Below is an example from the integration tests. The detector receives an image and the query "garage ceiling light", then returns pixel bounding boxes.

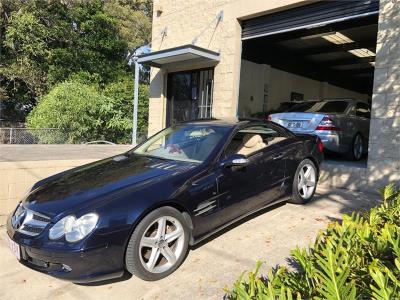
[348,48,376,58]
[321,32,354,44]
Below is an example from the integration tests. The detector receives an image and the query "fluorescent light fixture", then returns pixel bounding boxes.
[348,48,376,58]
[321,32,354,44]
[369,61,375,66]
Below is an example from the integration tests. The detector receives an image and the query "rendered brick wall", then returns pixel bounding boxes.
[148,0,400,190]
[147,0,308,135]
[368,0,400,189]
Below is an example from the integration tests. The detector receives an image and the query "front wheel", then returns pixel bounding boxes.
[125,207,189,281]
[289,159,317,204]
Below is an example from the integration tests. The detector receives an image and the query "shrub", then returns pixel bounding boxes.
[27,77,149,144]
[227,184,400,299]
[27,80,109,143]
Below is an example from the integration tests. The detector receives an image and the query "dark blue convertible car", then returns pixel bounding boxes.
[7,119,323,282]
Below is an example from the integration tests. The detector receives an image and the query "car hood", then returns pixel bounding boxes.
[23,154,196,217]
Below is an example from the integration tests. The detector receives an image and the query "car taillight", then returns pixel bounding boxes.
[317,137,324,153]
[316,116,341,131]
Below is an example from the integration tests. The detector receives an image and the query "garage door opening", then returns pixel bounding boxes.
[238,0,379,165]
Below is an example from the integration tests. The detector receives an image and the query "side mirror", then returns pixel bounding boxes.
[220,154,249,168]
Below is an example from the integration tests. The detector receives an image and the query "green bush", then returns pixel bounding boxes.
[27,80,110,143]
[27,78,149,144]
[227,185,400,299]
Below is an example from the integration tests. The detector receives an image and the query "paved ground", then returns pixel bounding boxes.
[0,145,132,162]
[0,187,380,300]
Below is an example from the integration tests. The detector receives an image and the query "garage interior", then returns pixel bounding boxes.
[238,1,379,163]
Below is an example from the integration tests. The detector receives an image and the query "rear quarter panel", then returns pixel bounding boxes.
[334,113,370,152]
[285,134,323,182]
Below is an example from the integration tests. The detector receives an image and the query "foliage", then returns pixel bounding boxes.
[0,0,152,122]
[27,78,149,144]
[227,184,400,299]
[104,0,152,51]
[103,74,149,143]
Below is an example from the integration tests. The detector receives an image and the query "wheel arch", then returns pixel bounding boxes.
[125,200,194,253]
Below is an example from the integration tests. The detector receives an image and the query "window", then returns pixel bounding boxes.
[225,124,287,157]
[290,92,304,101]
[167,69,214,126]
[355,102,371,119]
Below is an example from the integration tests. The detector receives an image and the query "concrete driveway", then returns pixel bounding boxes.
[0,187,380,300]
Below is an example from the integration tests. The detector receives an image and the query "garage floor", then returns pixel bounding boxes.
[0,187,380,300]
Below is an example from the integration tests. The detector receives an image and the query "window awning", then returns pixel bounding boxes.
[137,44,220,68]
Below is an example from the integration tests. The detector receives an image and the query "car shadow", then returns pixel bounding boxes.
[191,201,287,250]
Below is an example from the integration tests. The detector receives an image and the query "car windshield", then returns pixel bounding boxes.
[277,102,298,111]
[288,100,348,114]
[132,124,230,163]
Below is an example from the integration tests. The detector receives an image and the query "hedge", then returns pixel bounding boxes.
[227,184,400,299]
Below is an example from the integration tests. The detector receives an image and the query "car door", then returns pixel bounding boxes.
[215,124,286,225]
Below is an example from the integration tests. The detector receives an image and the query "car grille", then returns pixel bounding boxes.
[12,204,51,237]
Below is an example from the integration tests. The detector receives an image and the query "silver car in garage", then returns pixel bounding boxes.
[269,99,371,160]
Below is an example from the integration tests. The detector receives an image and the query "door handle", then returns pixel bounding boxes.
[273,154,284,160]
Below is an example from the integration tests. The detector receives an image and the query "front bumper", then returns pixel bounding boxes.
[6,217,125,283]
[15,239,123,283]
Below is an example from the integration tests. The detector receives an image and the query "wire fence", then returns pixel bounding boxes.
[0,128,148,145]
[0,128,66,144]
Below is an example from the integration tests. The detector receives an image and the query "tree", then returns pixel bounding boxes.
[104,0,152,52]
[27,77,149,144]
[0,0,152,123]
[103,74,149,143]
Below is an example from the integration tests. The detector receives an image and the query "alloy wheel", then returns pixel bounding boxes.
[297,163,316,199]
[353,135,363,160]
[139,216,185,274]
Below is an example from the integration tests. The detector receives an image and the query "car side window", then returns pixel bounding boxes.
[225,124,288,157]
[356,102,371,119]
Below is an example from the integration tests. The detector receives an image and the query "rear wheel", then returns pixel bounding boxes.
[348,133,364,161]
[125,207,189,281]
[289,159,317,204]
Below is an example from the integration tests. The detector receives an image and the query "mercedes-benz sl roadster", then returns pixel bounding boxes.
[7,119,323,282]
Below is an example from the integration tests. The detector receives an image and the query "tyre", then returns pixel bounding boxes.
[125,206,189,281]
[347,133,364,161]
[289,159,317,204]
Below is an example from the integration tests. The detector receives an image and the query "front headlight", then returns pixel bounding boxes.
[49,213,99,242]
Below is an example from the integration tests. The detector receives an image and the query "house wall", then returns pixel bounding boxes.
[149,0,400,190]
[368,0,400,188]
[148,0,310,135]
[238,59,369,116]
